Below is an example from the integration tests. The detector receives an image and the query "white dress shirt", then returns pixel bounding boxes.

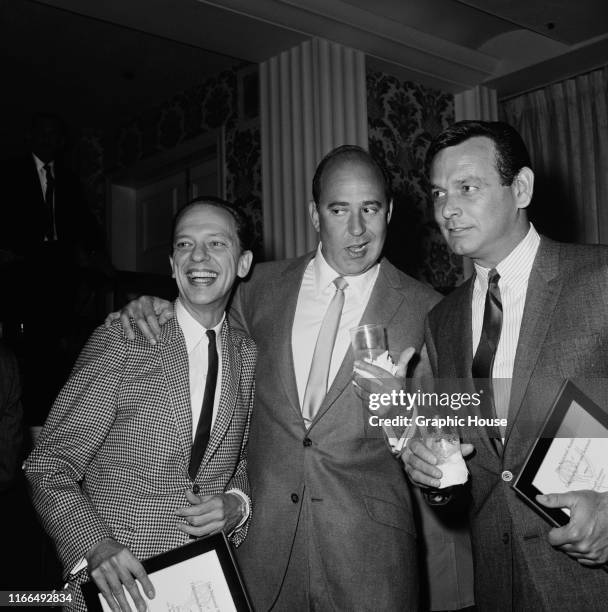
[175,299,249,526]
[472,224,541,424]
[175,299,224,438]
[292,245,379,407]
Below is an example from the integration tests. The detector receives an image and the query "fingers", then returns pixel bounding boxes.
[401,440,443,488]
[176,494,217,517]
[184,488,203,505]
[143,313,161,342]
[158,310,173,326]
[395,347,416,377]
[91,557,148,612]
[175,491,243,537]
[175,493,234,536]
[122,557,154,608]
[104,311,121,329]
[119,312,136,341]
[536,493,569,509]
[460,443,475,457]
[91,572,121,612]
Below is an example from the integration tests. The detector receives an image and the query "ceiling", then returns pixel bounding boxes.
[2,0,607,154]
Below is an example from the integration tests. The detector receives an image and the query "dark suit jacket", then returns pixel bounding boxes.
[0,154,101,254]
[231,253,465,611]
[0,154,103,323]
[25,316,256,609]
[426,237,608,611]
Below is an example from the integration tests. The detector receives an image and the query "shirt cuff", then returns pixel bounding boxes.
[70,557,88,576]
[225,489,250,532]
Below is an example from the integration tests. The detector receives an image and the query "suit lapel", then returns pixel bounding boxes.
[278,255,314,418]
[445,278,474,379]
[159,316,193,467]
[199,321,241,472]
[310,260,405,426]
[505,238,562,443]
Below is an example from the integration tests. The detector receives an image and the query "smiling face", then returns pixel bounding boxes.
[430,136,533,268]
[309,157,392,276]
[170,203,252,328]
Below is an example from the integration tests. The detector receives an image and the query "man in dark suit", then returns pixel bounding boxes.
[403,121,608,611]
[111,146,474,611]
[26,198,256,612]
[0,113,107,425]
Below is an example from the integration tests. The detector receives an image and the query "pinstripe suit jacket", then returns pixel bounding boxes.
[426,237,608,611]
[25,315,256,603]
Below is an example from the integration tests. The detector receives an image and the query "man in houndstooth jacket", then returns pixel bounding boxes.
[25,198,257,612]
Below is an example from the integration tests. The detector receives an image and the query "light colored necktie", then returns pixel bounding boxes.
[302,277,348,427]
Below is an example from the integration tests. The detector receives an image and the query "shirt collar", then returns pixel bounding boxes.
[33,154,52,172]
[474,224,540,289]
[312,243,380,300]
[175,298,225,355]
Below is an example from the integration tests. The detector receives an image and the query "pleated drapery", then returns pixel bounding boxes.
[260,39,368,260]
[502,66,608,245]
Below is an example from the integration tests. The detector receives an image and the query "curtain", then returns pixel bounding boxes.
[260,39,368,261]
[501,66,608,245]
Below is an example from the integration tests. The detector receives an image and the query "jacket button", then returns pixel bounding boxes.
[501,470,513,482]
[502,532,510,544]
[303,437,312,447]
[192,484,200,494]
[291,493,299,503]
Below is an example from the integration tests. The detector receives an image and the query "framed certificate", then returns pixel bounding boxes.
[82,533,252,611]
[512,380,608,527]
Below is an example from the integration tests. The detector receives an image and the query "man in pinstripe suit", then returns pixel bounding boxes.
[25,197,256,612]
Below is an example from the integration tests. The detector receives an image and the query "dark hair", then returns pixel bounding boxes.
[170,196,253,252]
[426,121,532,186]
[311,144,392,204]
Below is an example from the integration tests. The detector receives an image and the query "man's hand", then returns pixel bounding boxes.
[401,438,475,489]
[352,347,415,416]
[537,490,608,565]
[86,538,154,612]
[104,296,173,344]
[175,490,245,537]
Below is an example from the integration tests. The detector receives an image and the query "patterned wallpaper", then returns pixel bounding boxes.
[76,66,263,257]
[367,70,463,291]
[77,63,460,289]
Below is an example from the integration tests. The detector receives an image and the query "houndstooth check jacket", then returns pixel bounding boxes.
[25,314,256,599]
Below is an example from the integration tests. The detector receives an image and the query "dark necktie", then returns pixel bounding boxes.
[472,269,502,422]
[188,329,219,480]
[43,163,56,241]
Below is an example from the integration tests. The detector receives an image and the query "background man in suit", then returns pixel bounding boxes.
[403,121,608,611]
[0,113,111,426]
[25,198,256,612]
[112,146,474,611]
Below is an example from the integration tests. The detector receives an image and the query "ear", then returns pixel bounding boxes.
[512,167,534,209]
[387,199,393,224]
[169,255,175,278]
[309,200,320,232]
[237,250,253,278]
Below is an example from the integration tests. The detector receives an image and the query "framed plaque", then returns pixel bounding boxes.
[82,533,252,611]
[513,380,608,526]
